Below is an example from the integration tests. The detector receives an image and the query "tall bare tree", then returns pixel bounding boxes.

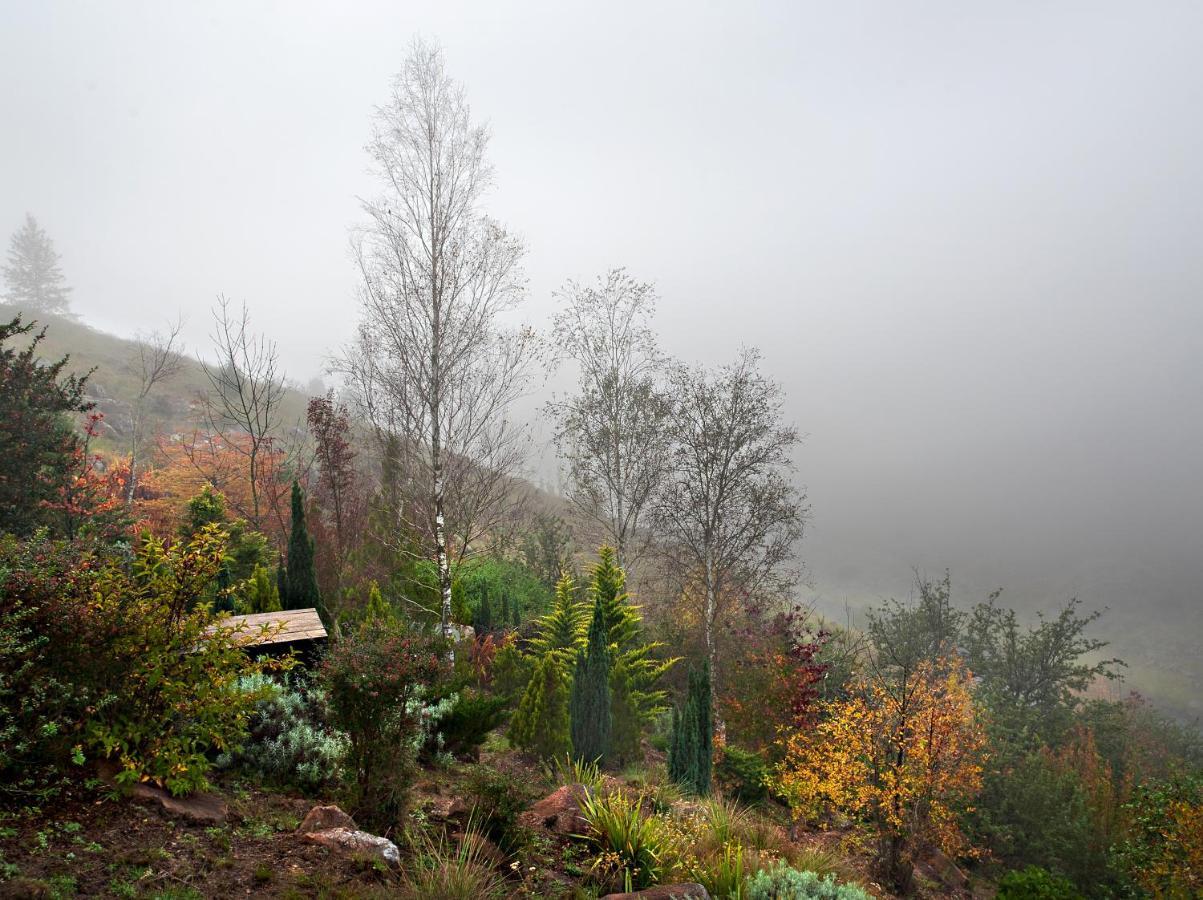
[124,317,184,505]
[199,296,286,530]
[548,268,671,579]
[344,40,531,643]
[655,347,807,697]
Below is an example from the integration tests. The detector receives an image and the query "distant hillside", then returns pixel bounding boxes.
[0,302,312,454]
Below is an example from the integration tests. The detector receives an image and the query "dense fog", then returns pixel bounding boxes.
[3,1,1200,712]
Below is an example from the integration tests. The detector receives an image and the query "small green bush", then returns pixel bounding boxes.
[578,789,669,890]
[464,766,538,853]
[716,746,769,805]
[402,820,508,899]
[430,691,508,759]
[544,753,604,792]
[217,676,347,793]
[321,620,446,829]
[745,863,872,900]
[996,866,1084,899]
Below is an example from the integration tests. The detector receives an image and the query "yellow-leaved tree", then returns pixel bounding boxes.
[774,655,986,891]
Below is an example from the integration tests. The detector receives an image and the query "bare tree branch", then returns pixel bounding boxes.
[125,315,184,504]
[337,39,532,644]
[547,268,671,581]
[198,296,286,531]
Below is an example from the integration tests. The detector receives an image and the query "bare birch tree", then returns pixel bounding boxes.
[124,316,184,504]
[655,347,807,699]
[548,268,671,579]
[343,40,531,643]
[199,296,286,530]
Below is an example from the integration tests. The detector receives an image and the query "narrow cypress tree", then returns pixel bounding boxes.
[284,480,321,611]
[275,558,287,607]
[668,663,713,795]
[691,662,713,794]
[473,590,493,635]
[667,705,685,783]
[570,597,612,764]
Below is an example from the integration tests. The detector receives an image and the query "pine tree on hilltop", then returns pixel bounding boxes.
[283,480,321,612]
[2,215,72,315]
[571,597,613,764]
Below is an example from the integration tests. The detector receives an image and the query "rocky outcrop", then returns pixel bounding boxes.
[296,804,356,834]
[295,804,400,866]
[300,827,400,865]
[518,783,590,834]
[128,781,228,825]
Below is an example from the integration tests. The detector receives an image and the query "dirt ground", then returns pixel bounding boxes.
[0,775,396,899]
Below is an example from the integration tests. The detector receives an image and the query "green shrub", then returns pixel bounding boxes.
[430,691,508,759]
[216,676,347,793]
[321,620,446,829]
[456,555,552,631]
[463,766,538,853]
[996,866,1084,899]
[402,820,508,900]
[0,534,91,795]
[510,653,572,760]
[578,789,669,890]
[491,636,535,700]
[85,528,282,795]
[745,863,872,900]
[717,746,769,805]
[1113,773,1203,899]
[609,658,643,767]
[1,529,281,798]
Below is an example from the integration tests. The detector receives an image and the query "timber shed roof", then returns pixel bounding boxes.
[219,608,327,647]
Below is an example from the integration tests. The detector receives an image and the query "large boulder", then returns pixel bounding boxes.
[300,827,400,866]
[128,782,228,825]
[296,804,356,834]
[295,804,399,865]
[518,783,590,835]
[601,885,711,900]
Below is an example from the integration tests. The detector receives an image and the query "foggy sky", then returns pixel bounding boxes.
[2,1,1201,649]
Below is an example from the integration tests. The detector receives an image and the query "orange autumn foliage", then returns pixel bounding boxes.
[774,655,986,862]
[134,432,291,543]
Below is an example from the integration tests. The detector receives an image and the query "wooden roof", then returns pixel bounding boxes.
[217,608,327,647]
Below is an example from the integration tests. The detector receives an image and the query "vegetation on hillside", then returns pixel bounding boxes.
[1,38,1199,900]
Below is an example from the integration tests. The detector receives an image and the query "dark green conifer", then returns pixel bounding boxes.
[571,597,613,764]
[283,480,321,611]
[668,662,712,794]
[692,661,713,794]
[276,558,287,606]
[473,590,494,635]
[510,653,572,759]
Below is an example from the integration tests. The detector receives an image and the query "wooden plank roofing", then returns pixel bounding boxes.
[218,608,327,647]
